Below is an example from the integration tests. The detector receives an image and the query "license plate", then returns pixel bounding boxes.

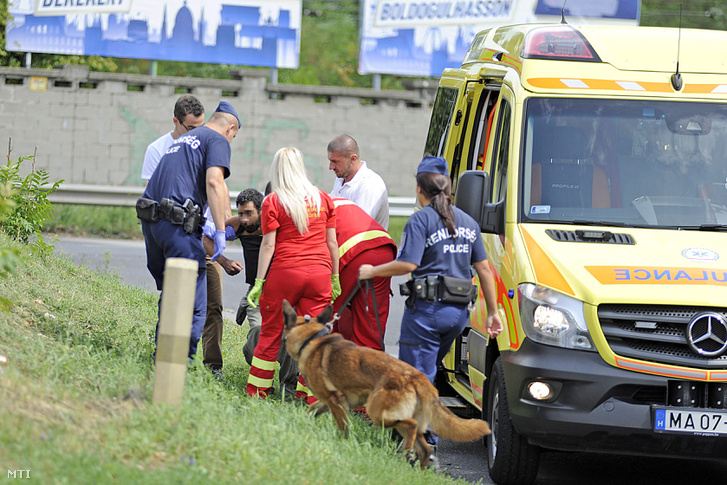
[654,407,727,436]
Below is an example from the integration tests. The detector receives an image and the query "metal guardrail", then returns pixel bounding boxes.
[46,184,416,217]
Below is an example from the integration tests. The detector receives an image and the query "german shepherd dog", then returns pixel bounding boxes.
[282,300,491,467]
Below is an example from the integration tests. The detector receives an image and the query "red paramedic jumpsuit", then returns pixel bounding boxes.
[246,191,336,400]
[331,198,396,350]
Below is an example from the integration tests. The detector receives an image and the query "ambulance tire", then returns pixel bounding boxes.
[485,358,540,485]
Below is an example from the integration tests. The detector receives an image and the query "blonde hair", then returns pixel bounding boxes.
[270,147,321,234]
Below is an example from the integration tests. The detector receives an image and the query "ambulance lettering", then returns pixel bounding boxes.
[588,266,727,285]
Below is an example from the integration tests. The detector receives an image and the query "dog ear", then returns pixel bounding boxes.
[316,304,334,325]
[282,300,298,329]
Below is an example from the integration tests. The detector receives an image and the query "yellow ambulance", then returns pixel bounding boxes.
[428,22,727,484]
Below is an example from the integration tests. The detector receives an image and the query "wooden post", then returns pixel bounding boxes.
[152,258,198,405]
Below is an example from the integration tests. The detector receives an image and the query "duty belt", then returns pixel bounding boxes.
[135,197,205,234]
[400,275,477,311]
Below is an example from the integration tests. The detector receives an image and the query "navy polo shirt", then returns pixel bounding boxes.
[143,126,231,207]
[397,205,487,280]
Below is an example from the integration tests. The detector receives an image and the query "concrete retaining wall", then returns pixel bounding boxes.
[0,65,435,197]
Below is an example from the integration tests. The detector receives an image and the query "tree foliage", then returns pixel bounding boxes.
[640,0,727,29]
[3,1,727,84]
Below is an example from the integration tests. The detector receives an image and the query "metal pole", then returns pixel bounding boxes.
[270,67,278,84]
[152,257,197,406]
[149,60,158,76]
[25,53,31,69]
[373,73,381,90]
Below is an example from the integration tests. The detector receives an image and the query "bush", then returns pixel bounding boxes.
[0,182,20,310]
[0,154,63,253]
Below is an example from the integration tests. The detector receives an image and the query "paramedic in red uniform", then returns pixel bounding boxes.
[246,147,340,400]
[331,197,396,351]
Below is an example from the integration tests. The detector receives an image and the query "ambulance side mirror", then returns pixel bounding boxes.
[454,170,505,235]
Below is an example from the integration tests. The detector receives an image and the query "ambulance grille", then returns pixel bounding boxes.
[546,229,635,244]
[598,304,727,369]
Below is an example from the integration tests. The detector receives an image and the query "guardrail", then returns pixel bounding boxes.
[46,184,416,217]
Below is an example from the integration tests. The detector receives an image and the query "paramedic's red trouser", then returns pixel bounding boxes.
[246,264,331,399]
[333,246,394,351]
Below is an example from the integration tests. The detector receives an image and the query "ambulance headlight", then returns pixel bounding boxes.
[518,283,595,351]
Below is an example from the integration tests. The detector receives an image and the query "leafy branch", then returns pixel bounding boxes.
[1,140,63,253]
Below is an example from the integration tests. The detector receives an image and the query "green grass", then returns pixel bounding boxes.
[43,205,409,245]
[45,205,143,239]
[0,234,459,484]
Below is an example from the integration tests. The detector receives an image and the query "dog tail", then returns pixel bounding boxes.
[428,398,491,442]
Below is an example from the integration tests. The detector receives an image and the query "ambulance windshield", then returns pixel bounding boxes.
[522,98,727,229]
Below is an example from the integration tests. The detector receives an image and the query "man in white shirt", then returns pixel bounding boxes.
[141,95,206,183]
[328,134,389,230]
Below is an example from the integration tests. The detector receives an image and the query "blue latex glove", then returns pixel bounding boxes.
[202,221,216,239]
[247,278,265,309]
[225,225,237,240]
[331,274,341,303]
[211,230,226,262]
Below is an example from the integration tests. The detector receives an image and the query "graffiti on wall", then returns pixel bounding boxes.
[123,109,324,190]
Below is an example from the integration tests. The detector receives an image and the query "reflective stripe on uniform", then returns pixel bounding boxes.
[248,373,274,390]
[339,230,391,259]
[251,356,277,371]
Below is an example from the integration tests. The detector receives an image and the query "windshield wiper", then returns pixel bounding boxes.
[572,220,628,228]
[697,223,727,232]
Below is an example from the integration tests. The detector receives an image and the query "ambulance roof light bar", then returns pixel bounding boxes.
[522,26,601,62]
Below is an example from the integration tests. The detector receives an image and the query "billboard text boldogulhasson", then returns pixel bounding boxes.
[358,0,640,77]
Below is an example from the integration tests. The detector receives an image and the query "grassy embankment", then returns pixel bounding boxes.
[0,207,442,482]
[0,232,460,483]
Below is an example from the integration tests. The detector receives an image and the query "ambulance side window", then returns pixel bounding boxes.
[491,99,512,203]
[424,87,459,158]
[470,88,500,171]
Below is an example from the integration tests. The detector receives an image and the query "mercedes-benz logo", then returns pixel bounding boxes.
[686,313,727,357]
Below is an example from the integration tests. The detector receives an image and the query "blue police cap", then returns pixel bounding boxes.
[215,101,240,128]
[417,156,448,175]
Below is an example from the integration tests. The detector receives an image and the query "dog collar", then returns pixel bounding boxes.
[297,327,330,356]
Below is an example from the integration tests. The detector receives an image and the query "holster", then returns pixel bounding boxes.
[400,279,417,312]
[181,198,204,234]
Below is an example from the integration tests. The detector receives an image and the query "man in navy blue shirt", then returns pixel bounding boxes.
[140,101,240,361]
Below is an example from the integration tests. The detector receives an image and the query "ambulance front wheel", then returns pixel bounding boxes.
[485,358,540,485]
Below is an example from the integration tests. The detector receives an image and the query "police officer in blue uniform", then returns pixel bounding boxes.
[137,101,241,361]
[358,156,503,460]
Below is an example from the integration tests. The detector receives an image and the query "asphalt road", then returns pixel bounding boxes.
[51,235,727,484]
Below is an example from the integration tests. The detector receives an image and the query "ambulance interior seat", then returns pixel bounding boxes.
[530,125,611,209]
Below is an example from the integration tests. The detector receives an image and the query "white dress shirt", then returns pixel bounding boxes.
[331,161,389,229]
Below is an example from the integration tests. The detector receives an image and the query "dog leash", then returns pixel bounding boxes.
[327,279,385,352]
[327,282,361,331]
[363,279,385,352]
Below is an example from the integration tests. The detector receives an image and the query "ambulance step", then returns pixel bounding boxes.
[440,396,468,408]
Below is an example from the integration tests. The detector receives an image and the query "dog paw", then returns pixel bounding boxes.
[404,449,418,466]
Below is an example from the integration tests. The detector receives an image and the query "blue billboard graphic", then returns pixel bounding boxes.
[359,0,640,77]
[6,0,301,68]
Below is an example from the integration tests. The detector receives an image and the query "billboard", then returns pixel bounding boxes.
[359,0,641,77]
[6,0,302,68]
